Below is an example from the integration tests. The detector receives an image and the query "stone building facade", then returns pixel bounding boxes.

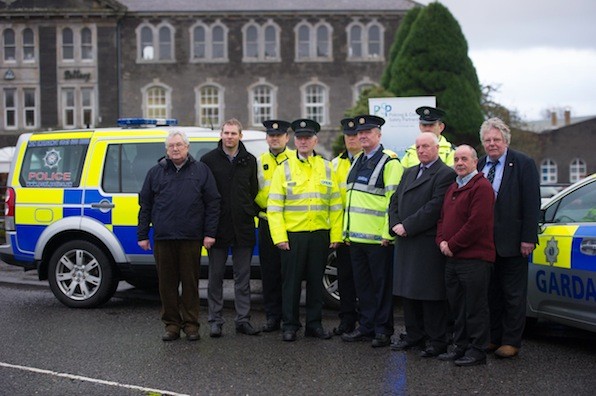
[0,0,417,152]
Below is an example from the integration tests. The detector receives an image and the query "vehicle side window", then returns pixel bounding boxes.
[19,140,88,188]
[102,141,218,194]
[551,181,596,223]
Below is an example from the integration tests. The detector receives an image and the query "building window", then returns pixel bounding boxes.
[541,159,558,184]
[302,81,328,125]
[140,26,154,60]
[3,88,16,129]
[22,28,35,61]
[62,28,74,61]
[158,26,172,60]
[242,20,280,62]
[3,87,38,129]
[61,87,95,128]
[58,26,94,63]
[249,80,277,126]
[137,23,175,62]
[23,88,36,127]
[81,27,93,60]
[81,87,94,127]
[62,88,75,127]
[142,82,171,118]
[191,21,228,62]
[347,20,385,61]
[3,28,16,62]
[569,158,587,183]
[295,21,332,61]
[196,83,223,128]
[353,79,376,104]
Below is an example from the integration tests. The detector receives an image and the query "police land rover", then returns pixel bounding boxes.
[0,118,342,308]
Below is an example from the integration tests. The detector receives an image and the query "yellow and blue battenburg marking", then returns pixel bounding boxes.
[532,224,596,302]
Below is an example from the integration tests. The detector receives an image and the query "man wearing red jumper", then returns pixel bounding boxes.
[436,145,495,366]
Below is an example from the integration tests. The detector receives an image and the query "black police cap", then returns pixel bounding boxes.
[340,118,357,135]
[263,119,291,135]
[354,114,385,131]
[291,118,320,136]
[416,106,446,125]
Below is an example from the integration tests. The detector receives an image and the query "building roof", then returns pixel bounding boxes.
[117,0,420,13]
[525,115,596,133]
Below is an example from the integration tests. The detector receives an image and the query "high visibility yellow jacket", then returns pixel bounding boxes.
[267,153,343,245]
[331,150,361,207]
[255,147,295,219]
[344,147,403,244]
[401,134,455,168]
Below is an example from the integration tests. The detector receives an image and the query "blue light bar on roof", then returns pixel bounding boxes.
[117,118,178,127]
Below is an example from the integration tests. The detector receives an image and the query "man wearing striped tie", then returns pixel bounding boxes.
[477,117,541,359]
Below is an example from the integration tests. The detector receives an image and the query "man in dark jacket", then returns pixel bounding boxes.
[138,130,220,342]
[477,117,540,359]
[201,118,260,337]
[388,132,455,357]
[436,145,495,366]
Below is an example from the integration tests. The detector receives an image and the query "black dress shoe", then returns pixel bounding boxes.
[333,322,355,336]
[161,331,180,342]
[282,330,297,342]
[236,322,261,335]
[390,338,424,351]
[454,355,487,367]
[341,329,373,342]
[438,349,466,361]
[305,327,332,339]
[420,345,447,358]
[186,332,200,342]
[210,323,222,338]
[371,334,391,348]
[262,318,281,333]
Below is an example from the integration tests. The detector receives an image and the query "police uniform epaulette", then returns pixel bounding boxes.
[382,149,398,159]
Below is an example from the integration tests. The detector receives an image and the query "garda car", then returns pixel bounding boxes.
[527,173,596,332]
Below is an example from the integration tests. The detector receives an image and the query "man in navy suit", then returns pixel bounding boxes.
[477,117,540,359]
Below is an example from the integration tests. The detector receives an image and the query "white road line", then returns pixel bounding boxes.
[0,361,190,396]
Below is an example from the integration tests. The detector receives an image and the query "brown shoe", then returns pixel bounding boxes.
[494,345,519,358]
[487,343,499,352]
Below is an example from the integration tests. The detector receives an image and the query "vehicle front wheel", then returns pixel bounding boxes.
[48,240,118,308]
[322,249,341,309]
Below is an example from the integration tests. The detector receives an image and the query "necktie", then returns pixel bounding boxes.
[486,161,498,184]
[416,165,426,179]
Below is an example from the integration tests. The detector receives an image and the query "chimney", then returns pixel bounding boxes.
[564,108,571,125]
[550,110,557,126]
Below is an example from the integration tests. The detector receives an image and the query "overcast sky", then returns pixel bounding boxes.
[418,0,596,121]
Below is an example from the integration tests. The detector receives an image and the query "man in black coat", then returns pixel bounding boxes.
[138,130,220,342]
[388,132,456,357]
[201,118,260,337]
[477,117,540,359]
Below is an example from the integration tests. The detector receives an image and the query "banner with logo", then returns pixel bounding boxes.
[369,96,436,158]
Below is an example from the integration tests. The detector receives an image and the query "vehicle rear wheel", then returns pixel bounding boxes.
[48,240,118,308]
[322,249,341,309]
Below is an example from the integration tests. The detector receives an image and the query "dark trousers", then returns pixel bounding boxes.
[489,254,528,348]
[445,258,491,357]
[350,243,394,335]
[258,218,282,321]
[153,239,201,333]
[402,298,448,350]
[281,230,329,332]
[336,244,358,327]
[207,246,253,325]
